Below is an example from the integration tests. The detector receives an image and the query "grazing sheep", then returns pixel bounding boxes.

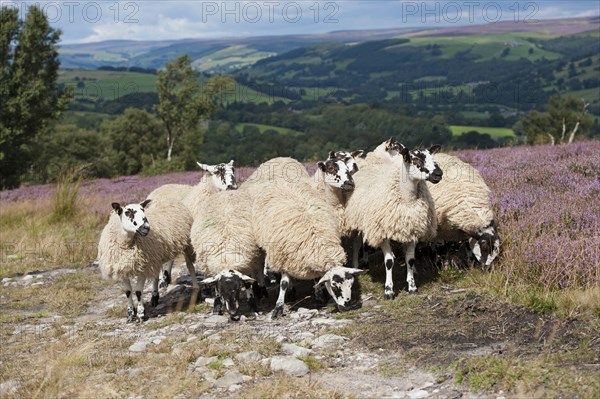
[97,199,195,322]
[190,189,264,320]
[252,156,365,318]
[345,140,443,298]
[147,160,237,289]
[426,153,500,266]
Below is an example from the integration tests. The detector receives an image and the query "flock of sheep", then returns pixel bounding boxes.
[97,138,500,322]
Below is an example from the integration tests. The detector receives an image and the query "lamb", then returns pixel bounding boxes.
[146,160,237,289]
[251,155,365,318]
[190,189,265,320]
[97,199,195,322]
[425,153,500,266]
[345,140,443,298]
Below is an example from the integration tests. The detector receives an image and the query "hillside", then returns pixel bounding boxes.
[59,28,420,72]
[238,28,600,114]
[58,16,599,72]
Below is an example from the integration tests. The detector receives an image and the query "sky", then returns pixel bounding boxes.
[1,0,599,44]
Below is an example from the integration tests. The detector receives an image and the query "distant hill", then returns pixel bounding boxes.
[59,16,599,72]
[59,28,421,71]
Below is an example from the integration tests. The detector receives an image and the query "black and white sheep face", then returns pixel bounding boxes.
[201,270,255,321]
[331,150,364,175]
[469,224,500,267]
[315,266,366,311]
[404,145,443,184]
[317,159,355,191]
[111,200,151,236]
[197,160,238,191]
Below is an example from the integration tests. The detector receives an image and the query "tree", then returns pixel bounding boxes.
[0,6,72,188]
[520,96,592,145]
[103,108,165,176]
[154,55,233,161]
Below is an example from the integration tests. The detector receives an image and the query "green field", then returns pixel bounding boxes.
[450,125,515,137]
[58,69,289,105]
[399,33,562,62]
[59,70,157,101]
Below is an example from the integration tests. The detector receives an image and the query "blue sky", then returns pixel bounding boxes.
[2,1,599,43]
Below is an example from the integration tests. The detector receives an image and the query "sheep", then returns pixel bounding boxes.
[241,157,309,187]
[146,160,237,289]
[425,152,500,266]
[190,189,265,320]
[345,140,443,298]
[251,155,365,318]
[97,199,195,322]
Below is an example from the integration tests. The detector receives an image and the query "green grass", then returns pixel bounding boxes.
[58,69,157,101]
[401,33,562,62]
[450,125,515,137]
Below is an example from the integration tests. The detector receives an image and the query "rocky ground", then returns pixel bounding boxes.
[1,263,598,399]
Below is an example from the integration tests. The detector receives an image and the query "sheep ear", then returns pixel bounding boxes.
[384,137,395,150]
[401,147,411,163]
[314,274,330,288]
[351,150,364,158]
[111,203,122,215]
[317,161,327,172]
[197,162,216,174]
[428,144,441,154]
[200,276,219,285]
[228,160,234,167]
[341,267,367,276]
[328,151,336,160]
[140,199,151,209]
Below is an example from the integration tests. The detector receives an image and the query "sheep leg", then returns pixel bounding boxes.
[151,278,159,307]
[184,247,200,305]
[381,240,396,300]
[159,260,174,288]
[253,271,268,300]
[246,286,258,313]
[122,278,136,323]
[134,276,147,322]
[405,242,418,294]
[352,231,361,269]
[272,272,290,319]
[213,292,223,315]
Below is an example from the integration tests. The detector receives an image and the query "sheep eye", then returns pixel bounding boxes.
[133,222,137,226]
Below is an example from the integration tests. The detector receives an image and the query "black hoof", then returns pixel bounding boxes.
[151,293,159,307]
[384,292,395,300]
[408,289,419,295]
[271,306,284,319]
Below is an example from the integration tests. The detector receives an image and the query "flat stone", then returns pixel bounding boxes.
[222,358,234,367]
[186,335,198,343]
[203,315,228,328]
[0,380,20,395]
[152,335,166,345]
[270,356,309,377]
[215,371,248,388]
[1,278,12,283]
[22,275,34,280]
[207,333,221,341]
[128,341,148,352]
[228,384,242,392]
[194,356,218,368]
[167,285,184,295]
[408,389,430,399]
[311,334,347,349]
[282,343,312,357]
[235,351,262,364]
